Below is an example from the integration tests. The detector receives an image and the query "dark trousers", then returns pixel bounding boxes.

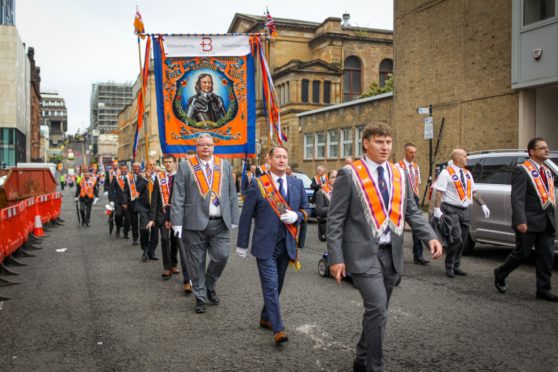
[79,198,93,224]
[256,239,290,333]
[114,204,130,236]
[157,222,178,270]
[352,247,399,372]
[129,208,140,242]
[148,225,158,257]
[411,195,424,259]
[176,235,190,283]
[496,226,555,294]
[442,203,470,270]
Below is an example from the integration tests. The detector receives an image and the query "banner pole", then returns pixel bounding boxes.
[137,37,150,163]
[265,34,272,154]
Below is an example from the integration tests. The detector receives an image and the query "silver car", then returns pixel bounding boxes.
[462,150,558,254]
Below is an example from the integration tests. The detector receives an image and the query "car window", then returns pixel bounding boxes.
[478,156,515,185]
[466,158,483,180]
[292,173,312,188]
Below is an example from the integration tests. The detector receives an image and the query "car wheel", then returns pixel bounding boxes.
[462,232,476,255]
[318,259,330,277]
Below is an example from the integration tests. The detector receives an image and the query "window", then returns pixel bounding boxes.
[316,132,326,159]
[465,157,483,181]
[304,133,314,160]
[285,82,290,104]
[478,156,515,185]
[341,128,353,157]
[343,56,362,102]
[327,129,339,158]
[323,81,331,104]
[524,0,555,25]
[312,80,320,103]
[301,79,309,103]
[356,126,364,157]
[379,59,393,88]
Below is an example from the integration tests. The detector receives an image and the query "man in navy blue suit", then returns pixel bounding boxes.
[236,146,310,345]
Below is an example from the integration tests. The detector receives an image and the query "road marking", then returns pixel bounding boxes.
[294,324,352,352]
[56,248,68,253]
[0,302,3,310]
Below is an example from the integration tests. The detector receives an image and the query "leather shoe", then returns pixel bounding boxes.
[536,291,558,302]
[183,282,192,294]
[259,319,273,331]
[123,235,129,240]
[353,360,367,372]
[141,253,148,262]
[195,299,206,313]
[148,256,159,261]
[273,330,288,345]
[132,240,139,246]
[446,269,455,278]
[170,267,180,274]
[494,268,507,293]
[115,231,121,238]
[414,257,430,265]
[207,290,220,305]
[162,270,172,280]
[454,268,467,276]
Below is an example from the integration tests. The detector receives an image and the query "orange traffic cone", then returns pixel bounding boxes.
[33,215,45,237]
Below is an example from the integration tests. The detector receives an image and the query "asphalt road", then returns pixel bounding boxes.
[1,188,557,371]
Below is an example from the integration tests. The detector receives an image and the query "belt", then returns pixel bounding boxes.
[378,244,392,250]
[208,216,223,220]
[442,202,468,211]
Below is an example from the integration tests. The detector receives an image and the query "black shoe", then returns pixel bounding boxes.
[123,235,129,240]
[195,299,206,313]
[454,268,467,276]
[85,223,90,227]
[148,256,159,261]
[414,257,430,265]
[141,253,148,262]
[536,291,558,302]
[207,290,220,305]
[116,231,121,238]
[446,269,455,278]
[353,360,367,372]
[494,268,507,293]
[132,240,139,246]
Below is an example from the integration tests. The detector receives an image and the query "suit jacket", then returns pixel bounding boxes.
[108,176,129,206]
[170,157,239,230]
[149,174,175,225]
[327,166,436,274]
[511,165,556,233]
[310,176,323,203]
[237,175,310,260]
[315,189,330,218]
[241,174,256,195]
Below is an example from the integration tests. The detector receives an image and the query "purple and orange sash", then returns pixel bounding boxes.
[126,173,140,201]
[447,167,472,202]
[117,176,126,191]
[314,175,328,187]
[188,156,222,200]
[520,160,555,209]
[398,160,420,195]
[80,177,97,198]
[157,172,172,208]
[348,159,405,237]
[321,183,333,201]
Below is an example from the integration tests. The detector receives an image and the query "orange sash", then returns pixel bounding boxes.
[321,183,333,200]
[398,160,420,195]
[348,159,405,237]
[79,176,97,198]
[314,175,328,186]
[117,175,125,191]
[520,160,556,209]
[447,167,472,202]
[126,173,140,201]
[188,156,222,200]
[157,172,172,208]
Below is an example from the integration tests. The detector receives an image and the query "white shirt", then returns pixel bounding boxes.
[199,156,222,217]
[403,159,421,185]
[270,171,288,197]
[364,156,391,244]
[435,164,477,208]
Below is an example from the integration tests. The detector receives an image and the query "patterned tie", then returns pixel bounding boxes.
[205,162,212,183]
[540,166,548,189]
[377,166,389,207]
[459,169,467,193]
[278,178,286,199]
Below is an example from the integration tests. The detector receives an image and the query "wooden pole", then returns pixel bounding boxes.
[137,37,149,163]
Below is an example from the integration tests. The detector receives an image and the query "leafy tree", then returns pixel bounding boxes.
[359,74,393,98]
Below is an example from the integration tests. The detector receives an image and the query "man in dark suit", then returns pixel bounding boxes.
[236,145,310,345]
[494,137,557,302]
[108,164,130,238]
[127,162,152,261]
[241,165,257,196]
[310,165,327,203]
[74,170,99,227]
[327,122,443,372]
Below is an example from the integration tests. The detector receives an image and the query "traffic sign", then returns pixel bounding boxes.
[424,116,433,139]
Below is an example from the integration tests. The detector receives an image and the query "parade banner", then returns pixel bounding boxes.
[152,34,256,157]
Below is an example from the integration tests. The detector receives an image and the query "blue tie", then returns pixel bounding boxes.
[459,169,467,193]
[377,166,389,207]
[278,178,286,199]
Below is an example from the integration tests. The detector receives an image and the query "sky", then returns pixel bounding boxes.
[16,0,393,134]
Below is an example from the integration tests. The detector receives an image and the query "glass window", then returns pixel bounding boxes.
[327,129,339,159]
[316,132,326,159]
[356,126,364,157]
[524,0,555,25]
[312,80,320,103]
[301,79,309,103]
[379,59,393,88]
[478,156,515,185]
[286,82,290,104]
[465,157,483,181]
[341,128,353,157]
[304,133,314,160]
[323,81,331,104]
[343,56,362,102]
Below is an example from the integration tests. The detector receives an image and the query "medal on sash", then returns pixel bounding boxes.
[446,167,472,202]
[157,172,172,208]
[188,156,222,204]
[520,160,555,209]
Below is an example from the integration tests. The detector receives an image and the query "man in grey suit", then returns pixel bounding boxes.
[327,122,443,372]
[171,133,239,314]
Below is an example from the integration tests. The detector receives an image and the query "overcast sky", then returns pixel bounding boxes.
[16,0,393,133]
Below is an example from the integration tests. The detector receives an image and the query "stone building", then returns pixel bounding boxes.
[40,91,67,159]
[28,47,42,162]
[227,13,393,168]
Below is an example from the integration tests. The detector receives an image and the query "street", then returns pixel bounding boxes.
[0,188,557,372]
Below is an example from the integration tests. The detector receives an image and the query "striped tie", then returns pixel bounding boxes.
[205,162,212,183]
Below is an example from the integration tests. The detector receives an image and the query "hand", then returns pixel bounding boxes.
[433,208,443,219]
[329,263,346,284]
[109,201,114,207]
[481,204,490,219]
[74,197,79,201]
[427,239,443,259]
[93,198,99,205]
[122,204,128,210]
[280,210,298,224]
[164,221,171,229]
[103,191,108,196]
[236,247,248,258]
[231,224,238,229]
[146,221,154,230]
[516,224,528,233]
[172,226,182,238]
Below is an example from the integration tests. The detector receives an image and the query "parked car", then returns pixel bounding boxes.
[291,171,315,217]
[439,150,558,255]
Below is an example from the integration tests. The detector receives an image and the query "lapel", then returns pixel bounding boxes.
[286,176,295,206]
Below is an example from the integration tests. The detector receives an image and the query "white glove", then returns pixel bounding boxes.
[280,210,298,225]
[236,247,248,258]
[481,204,490,219]
[93,198,99,205]
[433,208,443,219]
[109,201,114,207]
[172,226,182,239]
[103,191,108,196]
[74,197,79,201]
[231,224,238,229]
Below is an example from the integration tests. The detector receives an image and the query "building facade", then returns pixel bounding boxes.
[90,82,133,134]
[40,91,67,159]
[97,134,118,165]
[28,47,41,162]
[0,0,15,26]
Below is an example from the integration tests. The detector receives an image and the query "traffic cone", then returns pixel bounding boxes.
[33,215,45,237]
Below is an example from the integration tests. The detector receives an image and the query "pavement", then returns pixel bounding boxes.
[0,187,557,371]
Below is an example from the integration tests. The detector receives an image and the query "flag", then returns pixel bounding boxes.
[133,36,151,160]
[134,9,145,38]
[265,8,277,37]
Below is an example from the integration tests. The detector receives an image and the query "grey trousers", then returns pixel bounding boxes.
[352,247,399,372]
[441,203,470,270]
[183,219,230,302]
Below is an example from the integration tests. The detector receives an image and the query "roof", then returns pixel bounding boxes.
[297,92,393,118]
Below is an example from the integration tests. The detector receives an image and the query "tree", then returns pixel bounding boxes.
[359,74,393,98]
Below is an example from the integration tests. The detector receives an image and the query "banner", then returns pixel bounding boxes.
[152,35,256,157]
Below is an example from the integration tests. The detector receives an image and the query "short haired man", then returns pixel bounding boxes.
[241,165,258,196]
[108,164,131,238]
[128,162,152,261]
[310,165,327,203]
[74,171,99,227]
[327,122,442,371]
[315,169,337,219]
[433,149,490,278]
[494,138,557,302]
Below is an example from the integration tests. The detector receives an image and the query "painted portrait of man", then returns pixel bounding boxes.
[186,73,227,123]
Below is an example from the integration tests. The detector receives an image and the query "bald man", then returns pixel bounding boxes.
[433,149,490,278]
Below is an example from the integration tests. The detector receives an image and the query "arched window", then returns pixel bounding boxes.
[379,58,393,88]
[312,80,321,103]
[343,56,362,102]
[301,79,309,103]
